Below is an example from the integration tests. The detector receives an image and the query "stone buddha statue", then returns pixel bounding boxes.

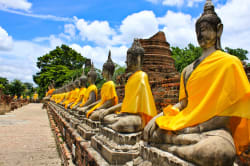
[76,64,98,112]
[86,50,118,121]
[55,86,66,104]
[143,1,250,166]
[65,79,81,109]
[60,83,74,105]
[71,72,88,109]
[99,40,157,133]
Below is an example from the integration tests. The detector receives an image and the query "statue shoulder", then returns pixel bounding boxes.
[219,50,242,65]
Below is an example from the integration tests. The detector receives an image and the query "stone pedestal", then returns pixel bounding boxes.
[91,126,142,165]
[77,118,100,140]
[127,142,195,166]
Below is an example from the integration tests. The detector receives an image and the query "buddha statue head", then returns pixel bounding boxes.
[195,0,223,50]
[126,39,144,72]
[67,83,73,91]
[74,79,81,88]
[102,50,115,81]
[87,63,97,85]
[79,71,87,87]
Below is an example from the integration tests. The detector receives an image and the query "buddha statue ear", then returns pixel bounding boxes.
[216,23,223,50]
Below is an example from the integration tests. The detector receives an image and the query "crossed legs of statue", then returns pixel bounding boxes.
[89,109,104,121]
[103,113,143,133]
[144,116,236,166]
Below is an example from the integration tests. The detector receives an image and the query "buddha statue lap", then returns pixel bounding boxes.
[142,1,250,166]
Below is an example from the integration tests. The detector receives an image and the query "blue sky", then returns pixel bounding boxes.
[0,0,249,85]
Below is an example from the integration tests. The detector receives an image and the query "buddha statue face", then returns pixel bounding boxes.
[126,39,144,72]
[74,80,81,88]
[195,0,223,50]
[102,50,115,81]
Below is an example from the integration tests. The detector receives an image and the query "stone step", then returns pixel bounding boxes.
[91,135,140,165]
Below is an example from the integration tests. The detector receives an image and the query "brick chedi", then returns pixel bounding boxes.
[139,31,179,82]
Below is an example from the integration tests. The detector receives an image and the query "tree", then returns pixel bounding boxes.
[0,77,10,94]
[224,47,248,61]
[171,44,249,73]
[112,64,126,81]
[33,44,86,98]
[8,79,26,97]
[23,82,35,97]
[171,44,202,73]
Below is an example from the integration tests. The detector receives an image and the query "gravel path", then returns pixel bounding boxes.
[0,103,61,166]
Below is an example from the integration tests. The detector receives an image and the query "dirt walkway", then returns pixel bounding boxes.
[0,103,61,166]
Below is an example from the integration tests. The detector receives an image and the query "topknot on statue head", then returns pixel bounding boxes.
[103,50,115,76]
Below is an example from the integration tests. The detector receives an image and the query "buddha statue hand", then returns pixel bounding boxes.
[176,116,230,135]
[143,112,163,141]
[99,103,122,122]
[98,109,107,122]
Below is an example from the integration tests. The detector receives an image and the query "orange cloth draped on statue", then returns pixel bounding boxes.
[156,50,250,155]
[86,81,118,118]
[62,91,72,105]
[118,71,157,127]
[56,93,66,104]
[79,84,97,107]
[33,93,38,100]
[64,88,80,108]
[70,87,86,109]
[46,88,55,97]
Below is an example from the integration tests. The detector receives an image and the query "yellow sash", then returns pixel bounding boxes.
[70,87,86,109]
[64,88,80,108]
[118,71,157,127]
[79,84,98,107]
[86,81,118,118]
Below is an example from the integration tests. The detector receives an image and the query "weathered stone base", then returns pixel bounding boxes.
[77,118,100,140]
[91,126,141,165]
[127,142,195,166]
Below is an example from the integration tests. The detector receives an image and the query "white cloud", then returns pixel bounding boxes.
[0,0,32,11]
[0,41,50,83]
[158,11,197,47]
[0,0,72,22]
[33,35,63,49]
[216,0,250,59]
[70,44,128,69]
[0,26,13,50]
[162,0,184,7]
[112,10,159,45]
[75,18,115,46]
[0,8,73,22]
[187,0,204,7]
[145,0,160,4]
[64,24,76,37]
